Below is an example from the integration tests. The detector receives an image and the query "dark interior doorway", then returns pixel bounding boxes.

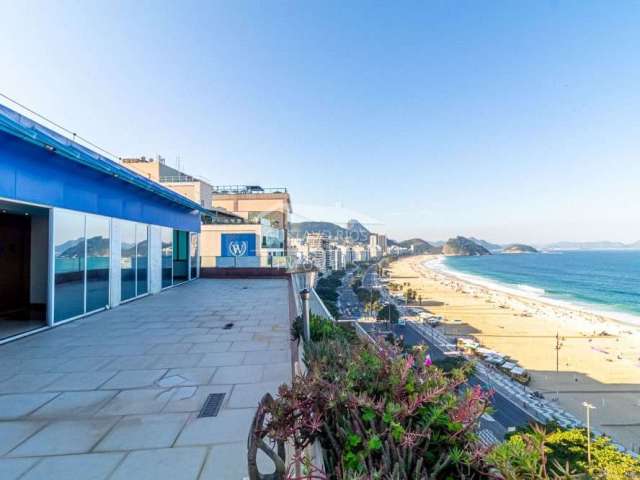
[172,229,189,283]
[0,201,49,341]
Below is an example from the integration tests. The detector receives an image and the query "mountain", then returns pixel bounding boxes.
[397,238,440,254]
[543,241,630,250]
[289,221,346,239]
[469,237,502,251]
[442,236,491,256]
[502,243,538,254]
[346,219,371,243]
[60,236,110,258]
[289,219,371,243]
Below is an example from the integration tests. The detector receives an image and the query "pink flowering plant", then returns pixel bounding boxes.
[260,337,496,479]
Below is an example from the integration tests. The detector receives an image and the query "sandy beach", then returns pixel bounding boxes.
[388,254,640,450]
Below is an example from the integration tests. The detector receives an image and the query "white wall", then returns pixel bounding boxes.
[29,214,49,304]
[148,225,162,293]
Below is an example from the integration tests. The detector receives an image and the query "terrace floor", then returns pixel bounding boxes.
[0,278,292,480]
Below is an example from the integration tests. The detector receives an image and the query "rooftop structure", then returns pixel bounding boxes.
[0,103,205,343]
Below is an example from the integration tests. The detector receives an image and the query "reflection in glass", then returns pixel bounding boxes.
[161,227,173,288]
[54,210,85,322]
[173,230,189,283]
[136,224,148,295]
[86,215,110,312]
[190,232,198,279]
[121,221,137,301]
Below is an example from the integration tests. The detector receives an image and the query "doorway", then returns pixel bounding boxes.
[0,200,49,341]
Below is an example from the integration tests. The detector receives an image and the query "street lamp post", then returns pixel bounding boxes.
[300,289,310,342]
[582,401,596,468]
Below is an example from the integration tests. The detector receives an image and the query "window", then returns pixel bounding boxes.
[136,224,148,295]
[121,221,137,302]
[54,210,86,322]
[161,227,173,288]
[190,232,199,280]
[86,215,110,312]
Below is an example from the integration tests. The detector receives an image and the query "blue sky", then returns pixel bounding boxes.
[1,1,639,244]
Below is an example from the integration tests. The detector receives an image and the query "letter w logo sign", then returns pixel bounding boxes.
[228,241,248,257]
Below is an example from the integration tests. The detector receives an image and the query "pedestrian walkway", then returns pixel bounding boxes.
[0,279,292,480]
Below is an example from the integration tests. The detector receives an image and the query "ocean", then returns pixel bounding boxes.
[441,250,640,322]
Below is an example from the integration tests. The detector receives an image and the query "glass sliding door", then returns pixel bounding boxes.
[54,211,86,323]
[136,224,148,295]
[86,215,110,312]
[161,227,173,288]
[190,232,198,280]
[120,221,137,302]
[173,230,189,284]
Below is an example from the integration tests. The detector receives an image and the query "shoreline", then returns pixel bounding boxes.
[428,255,640,333]
[388,254,640,450]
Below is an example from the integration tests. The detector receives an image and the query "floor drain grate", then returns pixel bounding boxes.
[223,322,234,330]
[198,393,225,418]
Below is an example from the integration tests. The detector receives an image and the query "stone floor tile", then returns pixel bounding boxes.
[227,382,283,409]
[0,458,39,480]
[228,341,271,352]
[42,371,117,391]
[0,393,59,419]
[149,354,204,369]
[146,343,194,354]
[188,342,231,354]
[261,362,292,382]
[198,352,245,367]
[210,365,263,384]
[21,452,124,480]
[162,385,232,413]
[199,442,275,480]
[100,369,168,390]
[109,447,207,480]
[243,350,290,366]
[53,356,114,373]
[175,408,255,446]
[0,421,45,455]
[8,419,117,456]
[30,391,117,418]
[98,388,174,416]
[0,374,62,394]
[94,413,189,451]
[163,368,216,386]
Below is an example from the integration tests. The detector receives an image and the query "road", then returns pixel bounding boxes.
[336,269,362,320]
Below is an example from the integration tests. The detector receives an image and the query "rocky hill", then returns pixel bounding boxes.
[397,238,441,254]
[442,236,491,256]
[469,237,502,251]
[289,219,371,243]
[502,243,538,254]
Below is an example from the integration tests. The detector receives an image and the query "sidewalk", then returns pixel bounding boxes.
[0,278,292,480]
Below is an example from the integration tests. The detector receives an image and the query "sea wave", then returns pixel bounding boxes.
[423,256,640,328]
[515,284,545,296]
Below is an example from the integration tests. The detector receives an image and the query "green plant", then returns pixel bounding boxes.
[261,338,493,479]
[488,424,640,480]
[291,314,357,345]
